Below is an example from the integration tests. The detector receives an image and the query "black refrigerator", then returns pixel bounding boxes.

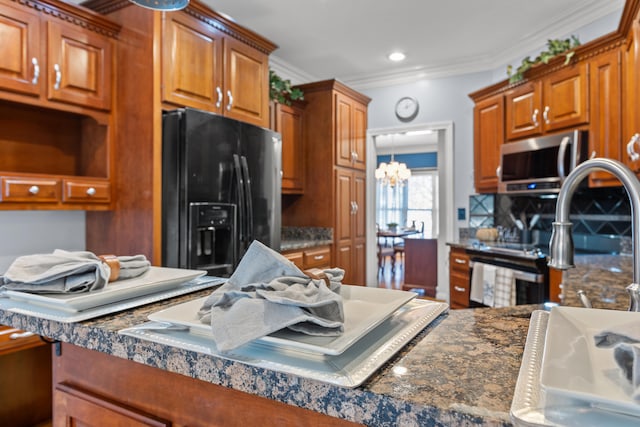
[162,108,282,276]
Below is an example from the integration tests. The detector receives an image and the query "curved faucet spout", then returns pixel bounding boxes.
[548,158,640,311]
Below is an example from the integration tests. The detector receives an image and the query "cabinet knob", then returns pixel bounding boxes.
[543,105,550,124]
[453,286,466,292]
[351,151,358,162]
[226,90,233,111]
[31,58,40,85]
[86,187,97,196]
[54,64,62,90]
[28,185,40,195]
[216,87,223,109]
[627,133,640,162]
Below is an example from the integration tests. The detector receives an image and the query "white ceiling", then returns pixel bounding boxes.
[204,0,625,88]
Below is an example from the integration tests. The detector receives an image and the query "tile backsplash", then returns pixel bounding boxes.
[467,187,631,253]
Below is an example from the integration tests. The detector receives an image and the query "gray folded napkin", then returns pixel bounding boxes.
[197,240,345,352]
[1,249,150,294]
[595,322,640,402]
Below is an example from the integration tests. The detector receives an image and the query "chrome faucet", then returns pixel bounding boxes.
[548,158,640,311]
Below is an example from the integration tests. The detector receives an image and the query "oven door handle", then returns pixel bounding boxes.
[469,260,545,284]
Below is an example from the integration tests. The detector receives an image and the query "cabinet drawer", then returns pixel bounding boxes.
[283,251,304,269]
[449,251,470,273]
[0,325,43,356]
[0,176,60,202]
[449,272,470,308]
[303,247,331,269]
[62,179,111,203]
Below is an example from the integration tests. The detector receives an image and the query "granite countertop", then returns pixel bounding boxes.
[0,291,539,427]
[281,226,333,251]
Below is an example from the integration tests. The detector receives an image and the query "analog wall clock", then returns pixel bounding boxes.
[395,96,419,122]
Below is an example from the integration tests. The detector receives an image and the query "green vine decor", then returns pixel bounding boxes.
[507,36,581,84]
[269,70,304,105]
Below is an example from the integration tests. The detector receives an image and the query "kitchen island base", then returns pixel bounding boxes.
[52,342,362,426]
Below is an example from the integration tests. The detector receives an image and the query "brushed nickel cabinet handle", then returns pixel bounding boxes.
[226,90,233,111]
[627,133,640,161]
[313,255,324,260]
[454,286,466,292]
[543,105,550,124]
[216,87,222,109]
[28,185,40,195]
[454,258,466,264]
[54,64,62,90]
[86,187,96,196]
[532,108,539,127]
[32,58,40,84]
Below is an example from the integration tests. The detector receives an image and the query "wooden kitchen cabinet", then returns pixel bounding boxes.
[588,48,623,187]
[282,245,331,270]
[623,12,640,174]
[271,101,305,194]
[0,0,115,112]
[335,168,366,286]
[0,325,52,427]
[162,8,272,128]
[281,80,370,286]
[505,62,588,140]
[449,247,470,309]
[335,92,368,171]
[473,94,504,193]
[0,0,117,210]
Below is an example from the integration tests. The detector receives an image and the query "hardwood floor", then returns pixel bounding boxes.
[378,253,404,290]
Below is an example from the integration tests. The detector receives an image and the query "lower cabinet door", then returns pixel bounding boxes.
[54,383,170,427]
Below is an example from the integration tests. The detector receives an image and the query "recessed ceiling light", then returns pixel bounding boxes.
[388,52,406,62]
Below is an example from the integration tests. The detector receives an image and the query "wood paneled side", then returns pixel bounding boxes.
[53,343,362,426]
[86,6,160,261]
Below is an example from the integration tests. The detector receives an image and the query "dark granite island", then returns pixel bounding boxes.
[0,290,538,426]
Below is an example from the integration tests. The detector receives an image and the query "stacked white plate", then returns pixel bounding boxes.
[120,285,449,387]
[0,267,223,322]
[511,306,640,426]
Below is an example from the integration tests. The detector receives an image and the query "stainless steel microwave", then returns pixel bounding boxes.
[498,130,588,194]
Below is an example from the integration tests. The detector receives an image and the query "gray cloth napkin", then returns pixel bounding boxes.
[197,240,345,352]
[595,321,640,402]
[1,249,151,294]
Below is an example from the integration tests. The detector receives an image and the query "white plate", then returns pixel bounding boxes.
[540,306,640,419]
[0,276,225,323]
[1,267,206,312]
[121,299,449,388]
[148,285,416,355]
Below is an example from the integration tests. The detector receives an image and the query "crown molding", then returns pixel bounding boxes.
[268,56,319,85]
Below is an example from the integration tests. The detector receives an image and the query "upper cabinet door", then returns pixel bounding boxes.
[542,62,589,132]
[47,21,113,111]
[0,3,41,97]
[352,102,367,171]
[335,93,353,168]
[623,19,640,174]
[162,12,223,112]
[505,81,542,140]
[474,94,504,193]
[224,36,269,128]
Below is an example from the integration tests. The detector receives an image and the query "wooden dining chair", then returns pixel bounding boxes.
[378,242,395,274]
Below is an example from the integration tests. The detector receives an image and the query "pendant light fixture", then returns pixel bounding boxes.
[129,0,188,11]
[375,134,411,187]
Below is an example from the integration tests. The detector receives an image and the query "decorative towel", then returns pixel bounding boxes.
[493,267,516,308]
[1,249,150,294]
[469,262,485,304]
[197,240,345,352]
[594,322,640,402]
[482,264,497,307]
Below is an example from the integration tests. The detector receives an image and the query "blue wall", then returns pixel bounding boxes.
[376,152,437,169]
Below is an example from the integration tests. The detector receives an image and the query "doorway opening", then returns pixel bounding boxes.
[366,122,453,301]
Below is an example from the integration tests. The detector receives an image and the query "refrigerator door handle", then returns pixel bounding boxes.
[240,155,254,243]
[233,154,246,242]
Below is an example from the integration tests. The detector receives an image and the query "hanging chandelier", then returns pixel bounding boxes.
[375,135,411,187]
